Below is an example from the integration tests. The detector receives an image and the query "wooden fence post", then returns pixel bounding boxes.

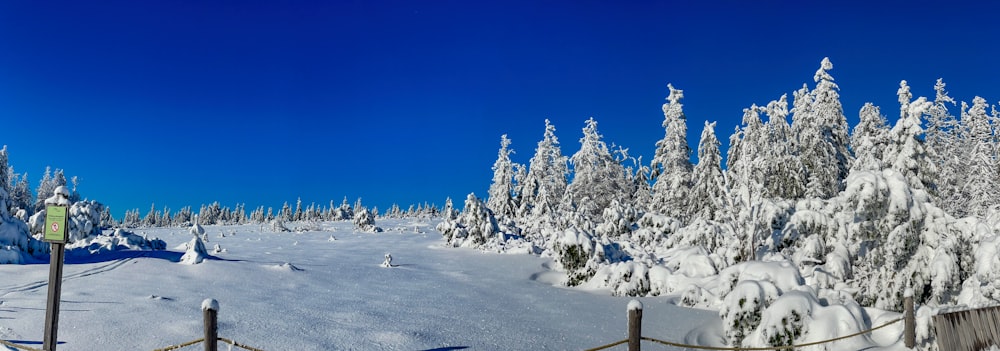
[203,299,219,351]
[628,300,642,351]
[904,288,915,349]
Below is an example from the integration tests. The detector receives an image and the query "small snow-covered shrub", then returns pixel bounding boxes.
[554,228,600,286]
[437,193,499,249]
[180,236,209,265]
[595,200,639,241]
[720,280,780,346]
[591,261,650,297]
[353,208,382,233]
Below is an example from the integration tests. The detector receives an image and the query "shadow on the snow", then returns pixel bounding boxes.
[18,250,185,265]
[420,347,469,351]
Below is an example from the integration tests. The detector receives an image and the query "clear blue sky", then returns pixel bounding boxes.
[2,1,998,218]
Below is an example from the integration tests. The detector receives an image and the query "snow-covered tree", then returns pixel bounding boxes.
[850,103,891,173]
[925,79,963,216]
[884,80,937,195]
[650,84,693,221]
[810,57,853,186]
[437,193,500,248]
[688,121,727,221]
[486,134,519,220]
[761,95,805,200]
[956,96,997,216]
[518,119,569,221]
[353,207,382,233]
[564,118,630,220]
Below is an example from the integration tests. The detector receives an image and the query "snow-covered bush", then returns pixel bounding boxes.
[595,200,639,241]
[180,236,209,265]
[720,280,780,346]
[67,228,166,255]
[553,227,603,286]
[436,193,499,248]
[353,207,382,233]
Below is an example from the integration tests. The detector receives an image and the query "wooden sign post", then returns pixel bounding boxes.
[42,195,69,351]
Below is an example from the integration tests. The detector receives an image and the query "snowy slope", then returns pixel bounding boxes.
[0,219,716,350]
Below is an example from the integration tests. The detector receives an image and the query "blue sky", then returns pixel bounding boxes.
[2,1,998,218]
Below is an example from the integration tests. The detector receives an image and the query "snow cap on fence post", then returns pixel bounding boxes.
[628,299,643,311]
[202,298,219,312]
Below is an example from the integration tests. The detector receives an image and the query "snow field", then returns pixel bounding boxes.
[0,219,715,350]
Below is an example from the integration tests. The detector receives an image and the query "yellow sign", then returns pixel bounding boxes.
[44,205,68,243]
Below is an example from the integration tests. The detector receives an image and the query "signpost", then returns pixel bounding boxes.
[42,188,70,351]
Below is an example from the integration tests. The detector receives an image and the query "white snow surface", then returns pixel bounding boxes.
[0,219,716,350]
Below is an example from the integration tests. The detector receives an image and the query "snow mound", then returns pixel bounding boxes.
[267,262,304,272]
[179,236,209,265]
[66,228,166,255]
[0,215,48,264]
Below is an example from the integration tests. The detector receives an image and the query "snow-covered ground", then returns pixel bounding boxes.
[0,219,719,350]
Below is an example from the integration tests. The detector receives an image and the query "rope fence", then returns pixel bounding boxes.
[585,296,915,351]
[150,299,266,351]
[0,339,45,351]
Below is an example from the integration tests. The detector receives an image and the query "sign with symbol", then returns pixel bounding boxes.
[44,205,68,243]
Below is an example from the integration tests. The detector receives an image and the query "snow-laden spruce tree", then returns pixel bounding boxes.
[726,106,769,262]
[884,80,937,195]
[957,96,997,217]
[810,57,853,188]
[926,80,965,217]
[791,59,851,199]
[352,207,382,233]
[760,95,805,200]
[850,103,891,173]
[436,193,500,248]
[486,134,519,220]
[0,148,47,263]
[517,120,569,237]
[650,84,693,221]
[564,118,631,221]
[688,121,727,221]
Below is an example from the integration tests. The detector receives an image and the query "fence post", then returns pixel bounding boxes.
[203,299,219,351]
[904,288,915,349]
[628,300,642,351]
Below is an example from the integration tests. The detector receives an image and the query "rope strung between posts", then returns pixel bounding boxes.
[584,317,902,351]
[219,337,267,351]
[0,339,45,351]
[582,338,628,351]
[641,317,903,351]
[152,338,204,351]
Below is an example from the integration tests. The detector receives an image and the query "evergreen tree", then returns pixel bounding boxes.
[761,95,806,200]
[688,121,727,221]
[650,84,693,220]
[884,80,937,194]
[34,167,53,213]
[564,118,630,219]
[850,103,891,173]
[925,79,963,215]
[519,119,569,220]
[486,134,519,219]
[792,58,851,199]
[958,96,997,216]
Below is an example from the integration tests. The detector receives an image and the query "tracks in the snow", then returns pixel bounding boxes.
[0,253,147,298]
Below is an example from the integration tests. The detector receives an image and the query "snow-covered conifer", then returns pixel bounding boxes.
[518,119,569,221]
[957,96,997,216]
[650,84,693,221]
[688,121,727,221]
[353,207,382,233]
[761,95,805,200]
[850,103,890,173]
[884,80,937,194]
[564,118,630,219]
[486,134,519,220]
